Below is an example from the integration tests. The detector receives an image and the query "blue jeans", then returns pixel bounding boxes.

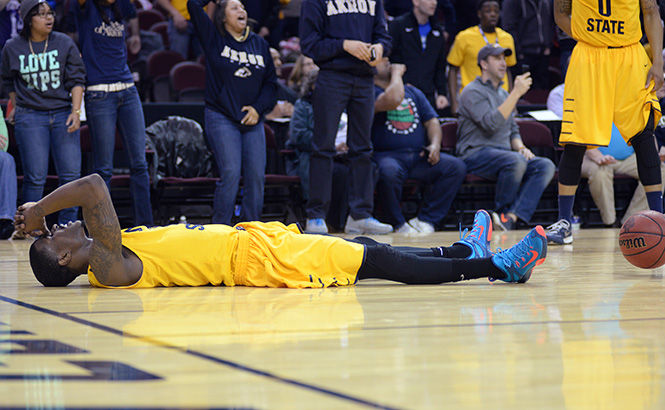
[204,108,266,224]
[14,106,80,223]
[85,86,153,226]
[463,147,555,222]
[168,19,202,59]
[0,152,17,220]
[375,151,466,227]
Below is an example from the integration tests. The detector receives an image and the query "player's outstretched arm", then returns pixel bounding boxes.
[15,174,131,285]
[553,0,572,38]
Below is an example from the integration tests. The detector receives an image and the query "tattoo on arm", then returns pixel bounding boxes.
[556,0,572,14]
[84,199,122,283]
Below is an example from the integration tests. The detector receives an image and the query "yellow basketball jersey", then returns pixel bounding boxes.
[87,224,240,288]
[571,0,641,47]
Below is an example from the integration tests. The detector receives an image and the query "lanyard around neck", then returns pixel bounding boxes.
[478,25,499,45]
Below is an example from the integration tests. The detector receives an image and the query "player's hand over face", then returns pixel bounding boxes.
[646,63,664,91]
[343,40,371,62]
[14,202,49,237]
[513,73,532,97]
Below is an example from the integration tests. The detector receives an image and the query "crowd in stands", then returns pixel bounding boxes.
[1,0,665,239]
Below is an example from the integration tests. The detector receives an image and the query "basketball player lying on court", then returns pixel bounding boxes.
[14,175,547,288]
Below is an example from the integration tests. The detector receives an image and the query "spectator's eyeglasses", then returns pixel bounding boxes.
[36,11,55,18]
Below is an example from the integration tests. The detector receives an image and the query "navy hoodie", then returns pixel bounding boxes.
[187,0,277,123]
[299,0,392,77]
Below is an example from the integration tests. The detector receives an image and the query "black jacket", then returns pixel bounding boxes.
[389,12,447,101]
[501,0,553,56]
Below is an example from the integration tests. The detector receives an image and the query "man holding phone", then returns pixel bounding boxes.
[371,59,466,234]
[457,45,556,231]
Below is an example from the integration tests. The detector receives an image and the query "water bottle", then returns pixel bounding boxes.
[571,215,581,232]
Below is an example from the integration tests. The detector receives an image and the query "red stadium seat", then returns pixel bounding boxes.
[138,9,165,31]
[280,62,294,82]
[147,50,184,101]
[169,61,205,102]
[150,21,170,50]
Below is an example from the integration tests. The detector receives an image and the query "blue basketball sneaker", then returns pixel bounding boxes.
[490,225,547,283]
[454,210,492,259]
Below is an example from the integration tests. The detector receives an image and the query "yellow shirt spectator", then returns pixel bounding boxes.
[170,0,189,20]
[447,26,517,92]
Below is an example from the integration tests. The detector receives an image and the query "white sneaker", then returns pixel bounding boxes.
[396,222,418,235]
[305,218,328,234]
[344,216,393,234]
[408,217,435,234]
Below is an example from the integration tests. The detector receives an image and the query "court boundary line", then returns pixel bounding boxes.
[0,295,399,410]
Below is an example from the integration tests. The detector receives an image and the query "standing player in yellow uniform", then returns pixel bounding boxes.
[14,175,547,288]
[547,0,664,244]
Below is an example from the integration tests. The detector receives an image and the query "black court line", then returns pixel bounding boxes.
[0,295,400,410]
[0,330,32,335]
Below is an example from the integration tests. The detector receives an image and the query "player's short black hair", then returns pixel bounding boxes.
[29,238,78,287]
[477,0,500,11]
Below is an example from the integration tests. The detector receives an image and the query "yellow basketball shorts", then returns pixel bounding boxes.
[232,221,365,288]
[561,42,661,147]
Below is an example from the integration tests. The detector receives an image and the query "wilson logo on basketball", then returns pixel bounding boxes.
[619,237,647,249]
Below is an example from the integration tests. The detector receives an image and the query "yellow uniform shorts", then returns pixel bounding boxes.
[232,221,365,288]
[561,42,661,146]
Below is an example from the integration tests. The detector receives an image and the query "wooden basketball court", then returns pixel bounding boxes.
[1,227,664,409]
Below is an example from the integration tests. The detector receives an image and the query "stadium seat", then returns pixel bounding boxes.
[147,50,184,102]
[150,21,170,50]
[138,9,165,31]
[169,61,205,102]
[280,62,294,82]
